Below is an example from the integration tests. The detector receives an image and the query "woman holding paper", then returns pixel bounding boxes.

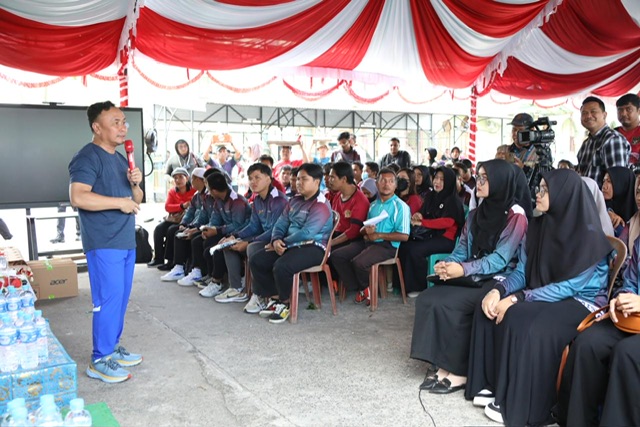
[410,159,528,394]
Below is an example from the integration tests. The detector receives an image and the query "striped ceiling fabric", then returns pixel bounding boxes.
[0,0,638,98]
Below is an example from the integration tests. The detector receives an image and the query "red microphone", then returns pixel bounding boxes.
[124,140,135,170]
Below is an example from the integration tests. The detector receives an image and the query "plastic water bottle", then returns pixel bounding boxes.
[6,406,28,427]
[19,285,35,319]
[34,395,58,420]
[35,403,63,427]
[64,398,92,427]
[34,310,49,364]
[17,312,38,370]
[0,314,19,373]
[1,398,25,427]
[0,291,7,317]
[5,286,20,324]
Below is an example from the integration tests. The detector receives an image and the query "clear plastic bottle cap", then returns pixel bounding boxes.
[69,398,85,411]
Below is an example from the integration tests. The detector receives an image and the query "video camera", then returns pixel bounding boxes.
[517,117,557,146]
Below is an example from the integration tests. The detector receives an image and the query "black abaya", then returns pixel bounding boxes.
[600,333,640,426]
[466,299,589,427]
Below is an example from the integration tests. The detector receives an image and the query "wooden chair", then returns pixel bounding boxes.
[369,246,407,312]
[289,211,340,323]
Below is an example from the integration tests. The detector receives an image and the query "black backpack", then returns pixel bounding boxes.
[135,225,153,264]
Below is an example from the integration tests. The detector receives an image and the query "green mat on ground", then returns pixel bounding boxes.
[61,402,119,427]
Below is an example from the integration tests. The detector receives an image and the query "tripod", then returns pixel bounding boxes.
[527,143,554,204]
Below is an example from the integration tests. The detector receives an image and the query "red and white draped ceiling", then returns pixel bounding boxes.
[0,0,639,99]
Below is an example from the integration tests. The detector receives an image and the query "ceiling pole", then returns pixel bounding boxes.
[468,86,477,167]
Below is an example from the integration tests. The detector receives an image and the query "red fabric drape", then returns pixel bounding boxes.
[306,0,385,69]
[441,0,549,38]
[215,0,294,5]
[0,8,123,76]
[490,51,640,99]
[542,0,640,55]
[136,1,352,70]
[410,0,495,88]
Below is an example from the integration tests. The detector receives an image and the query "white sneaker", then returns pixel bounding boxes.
[161,265,185,281]
[215,288,249,303]
[244,294,267,314]
[177,268,202,287]
[387,282,393,292]
[199,282,222,298]
[484,402,503,424]
[473,389,495,407]
[408,291,421,298]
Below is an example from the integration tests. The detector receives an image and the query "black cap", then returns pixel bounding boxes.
[508,113,534,127]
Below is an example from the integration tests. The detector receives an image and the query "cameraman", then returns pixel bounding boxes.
[508,113,537,172]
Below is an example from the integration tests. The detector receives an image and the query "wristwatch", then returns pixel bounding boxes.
[510,295,518,304]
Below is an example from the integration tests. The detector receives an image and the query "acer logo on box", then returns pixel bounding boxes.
[26,258,78,299]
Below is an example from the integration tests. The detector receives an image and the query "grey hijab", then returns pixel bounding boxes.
[582,176,615,237]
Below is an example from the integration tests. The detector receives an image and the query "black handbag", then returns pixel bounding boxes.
[409,225,434,241]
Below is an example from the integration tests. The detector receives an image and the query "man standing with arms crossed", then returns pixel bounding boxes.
[69,101,143,383]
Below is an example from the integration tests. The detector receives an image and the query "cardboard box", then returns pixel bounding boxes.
[28,259,78,299]
[1,246,25,266]
[0,323,77,412]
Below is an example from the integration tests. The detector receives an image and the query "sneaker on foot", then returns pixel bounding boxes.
[199,282,222,298]
[177,268,202,286]
[86,358,131,383]
[215,288,249,303]
[50,235,65,244]
[473,389,495,407]
[244,294,268,314]
[259,299,280,318]
[157,263,173,271]
[161,265,185,281]
[484,402,503,424]
[194,275,211,289]
[355,288,370,305]
[408,291,421,298]
[268,303,290,324]
[109,345,143,367]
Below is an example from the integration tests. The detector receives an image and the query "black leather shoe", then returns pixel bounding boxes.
[419,374,439,390]
[429,378,466,394]
[157,263,173,271]
[147,259,163,267]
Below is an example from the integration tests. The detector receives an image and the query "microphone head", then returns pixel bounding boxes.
[124,140,134,153]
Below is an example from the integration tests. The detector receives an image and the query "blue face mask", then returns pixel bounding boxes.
[362,171,369,180]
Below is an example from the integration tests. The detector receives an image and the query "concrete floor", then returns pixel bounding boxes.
[4,205,500,426]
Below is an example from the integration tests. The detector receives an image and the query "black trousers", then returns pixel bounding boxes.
[152,220,175,262]
[601,330,640,426]
[191,234,223,276]
[249,243,324,302]
[398,236,455,293]
[162,224,181,263]
[330,240,396,292]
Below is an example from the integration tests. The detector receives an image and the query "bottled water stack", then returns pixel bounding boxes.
[34,310,49,364]
[17,311,39,370]
[0,314,19,373]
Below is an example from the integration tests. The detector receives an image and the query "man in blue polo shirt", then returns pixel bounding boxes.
[69,101,143,383]
[330,168,410,306]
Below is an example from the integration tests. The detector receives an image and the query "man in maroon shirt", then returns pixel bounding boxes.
[327,162,370,250]
[615,93,640,166]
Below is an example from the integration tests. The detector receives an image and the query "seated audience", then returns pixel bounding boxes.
[557,159,575,170]
[328,162,370,250]
[331,132,361,163]
[602,166,637,237]
[396,168,423,215]
[352,161,364,187]
[410,159,527,395]
[246,163,333,323]
[556,230,640,427]
[323,162,338,204]
[217,163,289,305]
[148,167,196,267]
[364,161,379,180]
[379,137,411,168]
[467,169,611,426]
[399,167,464,296]
[331,168,410,306]
[361,178,378,203]
[582,177,616,237]
[279,165,292,195]
[453,161,476,190]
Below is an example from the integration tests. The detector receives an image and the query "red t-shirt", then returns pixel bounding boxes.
[617,126,640,164]
[331,188,370,241]
[402,194,423,215]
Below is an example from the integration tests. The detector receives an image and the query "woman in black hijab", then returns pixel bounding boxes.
[467,169,612,426]
[602,166,637,237]
[413,165,432,199]
[410,159,529,395]
[399,167,464,294]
